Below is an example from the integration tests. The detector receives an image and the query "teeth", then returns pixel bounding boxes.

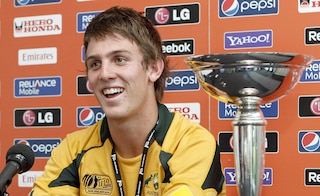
[103,88,124,95]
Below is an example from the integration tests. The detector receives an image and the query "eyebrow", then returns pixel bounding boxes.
[85,49,131,64]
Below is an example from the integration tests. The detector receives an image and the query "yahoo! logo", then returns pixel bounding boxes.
[224,30,273,49]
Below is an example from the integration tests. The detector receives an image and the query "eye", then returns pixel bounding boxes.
[115,57,127,64]
[87,61,101,70]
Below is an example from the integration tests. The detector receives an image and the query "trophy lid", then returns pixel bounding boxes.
[185,52,314,104]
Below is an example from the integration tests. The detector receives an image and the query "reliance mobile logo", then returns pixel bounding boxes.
[14,76,62,97]
[219,0,279,18]
[224,29,273,49]
[14,14,62,38]
[305,27,320,45]
[300,60,320,82]
[76,11,101,33]
[298,131,320,153]
[14,108,61,127]
[224,168,273,185]
[218,101,278,119]
[165,70,199,91]
[305,168,320,186]
[14,138,61,158]
[77,107,105,127]
[145,3,200,26]
[14,0,61,7]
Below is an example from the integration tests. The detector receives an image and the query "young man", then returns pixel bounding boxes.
[29,6,226,196]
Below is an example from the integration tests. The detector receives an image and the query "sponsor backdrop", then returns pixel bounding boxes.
[0,0,319,195]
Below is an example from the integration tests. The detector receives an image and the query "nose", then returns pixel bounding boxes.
[99,61,116,80]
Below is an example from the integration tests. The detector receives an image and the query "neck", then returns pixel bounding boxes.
[108,103,159,158]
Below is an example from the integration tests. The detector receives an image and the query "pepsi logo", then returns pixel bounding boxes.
[154,7,170,24]
[17,0,30,5]
[17,139,31,146]
[221,0,239,16]
[79,108,95,126]
[301,132,320,152]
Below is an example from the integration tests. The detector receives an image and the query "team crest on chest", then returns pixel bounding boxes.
[82,174,113,195]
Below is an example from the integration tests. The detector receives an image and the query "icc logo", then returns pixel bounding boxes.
[221,0,239,16]
[299,131,320,153]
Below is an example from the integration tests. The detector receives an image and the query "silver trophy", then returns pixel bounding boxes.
[185,52,314,196]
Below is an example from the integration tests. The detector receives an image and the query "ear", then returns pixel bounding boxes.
[148,58,164,82]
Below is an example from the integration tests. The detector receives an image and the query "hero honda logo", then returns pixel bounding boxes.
[145,3,200,26]
[14,14,62,37]
[219,0,279,18]
[298,131,320,153]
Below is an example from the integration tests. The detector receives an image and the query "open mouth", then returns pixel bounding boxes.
[103,88,124,98]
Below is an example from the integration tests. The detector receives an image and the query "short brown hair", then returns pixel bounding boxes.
[84,6,170,102]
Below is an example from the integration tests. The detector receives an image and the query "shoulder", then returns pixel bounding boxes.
[57,119,106,154]
[164,112,216,148]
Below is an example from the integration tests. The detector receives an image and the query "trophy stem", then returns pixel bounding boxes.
[232,88,267,196]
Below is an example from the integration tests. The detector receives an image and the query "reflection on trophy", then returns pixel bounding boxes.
[185,52,314,196]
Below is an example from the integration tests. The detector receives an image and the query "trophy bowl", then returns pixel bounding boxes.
[185,52,314,196]
[185,52,314,104]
